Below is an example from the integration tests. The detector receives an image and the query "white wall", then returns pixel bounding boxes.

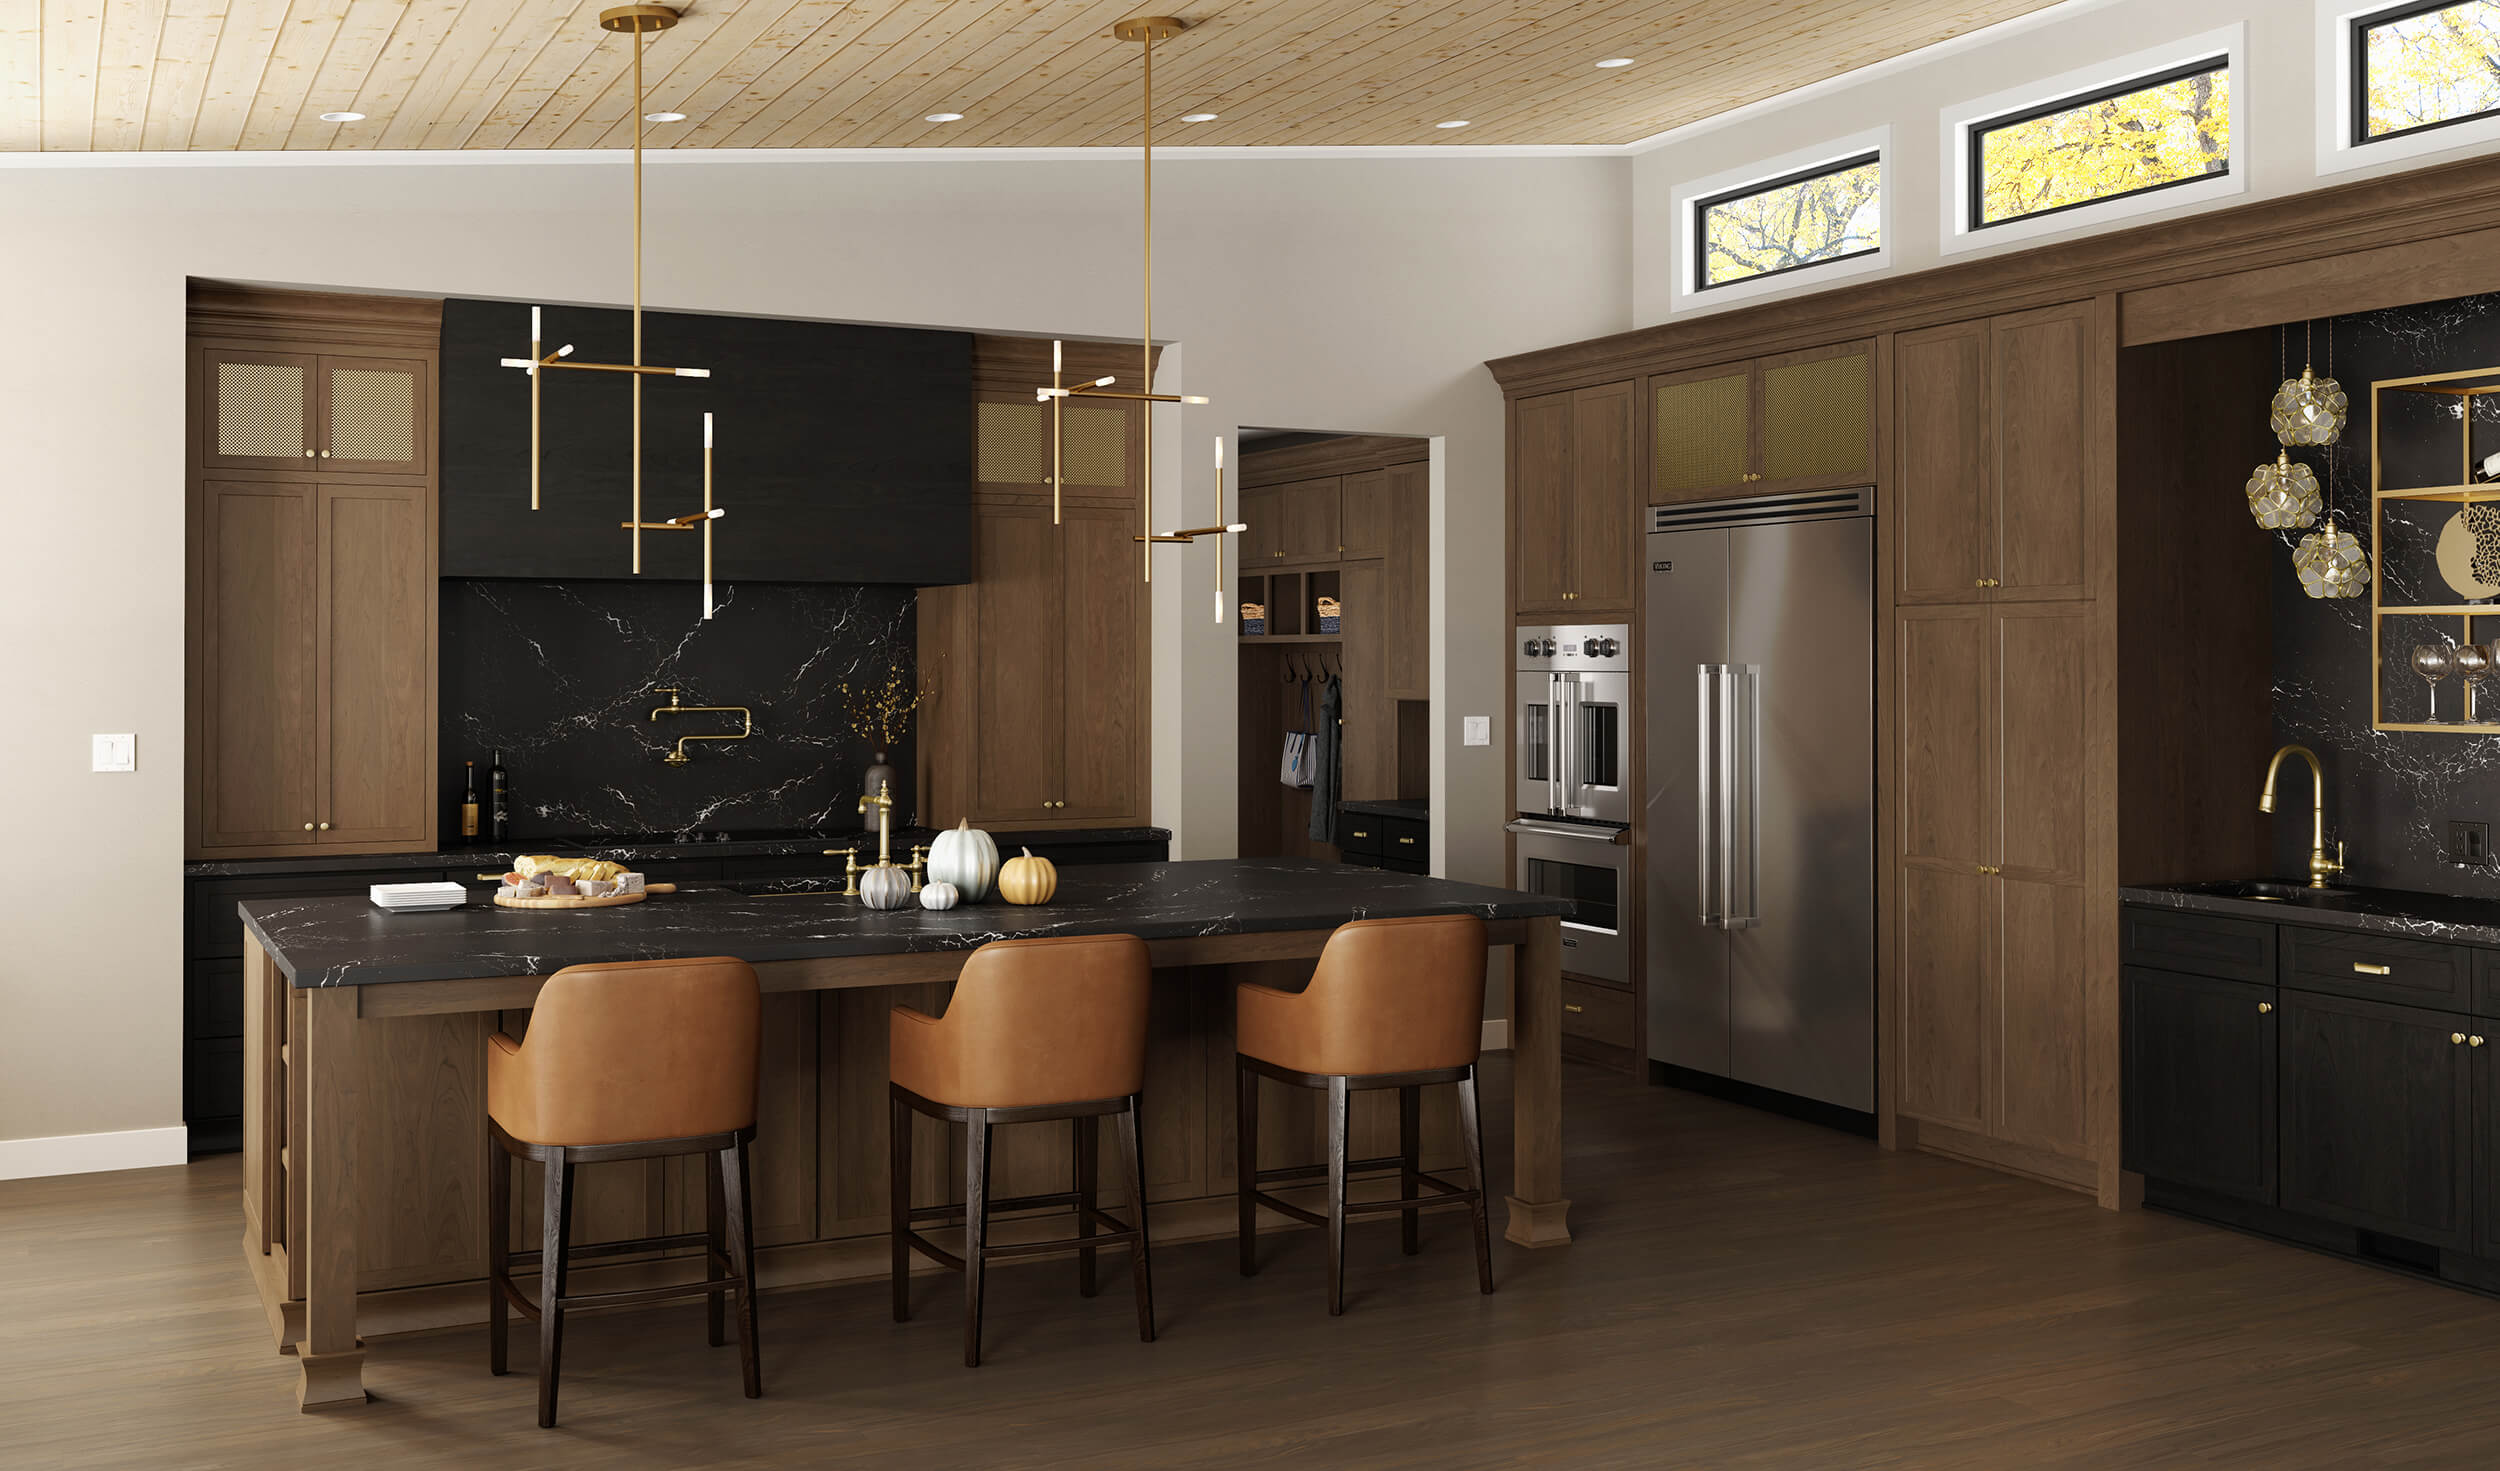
[1631,0,2500,326]
[0,151,1630,1156]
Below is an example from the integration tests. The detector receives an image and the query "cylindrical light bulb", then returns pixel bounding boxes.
[531,306,541,339]
[1215,436,1224,469]
[1053,340,1063,371]
[703,411,713,449]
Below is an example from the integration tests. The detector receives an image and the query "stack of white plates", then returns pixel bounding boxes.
[370,881,470,913]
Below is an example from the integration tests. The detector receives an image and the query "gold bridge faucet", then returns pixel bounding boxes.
[649,686,753,766]
[2259,744,2346,889]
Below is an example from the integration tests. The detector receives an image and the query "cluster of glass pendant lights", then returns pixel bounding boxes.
[499,7,1239,624]
[2246,320,2366,599]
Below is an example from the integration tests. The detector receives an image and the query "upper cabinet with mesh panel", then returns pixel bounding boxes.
[1648,340,1873,505]
[971,336,1147,506]
[200,345,428,478]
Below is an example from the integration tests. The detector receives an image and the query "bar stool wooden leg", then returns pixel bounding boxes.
[1325,1075,1350,1317]
[963,1110,990,1368]
[1118,1093,1155,1343]
[1399,1084,1423,1256]
[1235,1057,1259,1277]
[705,1150,728,1348]
[1457,1066,1495,1296]
[488,1136,511,1377]
[538,1154,575,1429]
[1075,1115,1099,1299]
[721,1138,762,1399]
[889,1090,912,1323]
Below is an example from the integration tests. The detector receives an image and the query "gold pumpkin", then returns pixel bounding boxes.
[997,848,1058,906]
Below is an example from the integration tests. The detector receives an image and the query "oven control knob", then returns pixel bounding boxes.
[1581,638,1601,657]
[1539,638,1557,657]
[1522,639,1540,657]
[1599,638,1619,658]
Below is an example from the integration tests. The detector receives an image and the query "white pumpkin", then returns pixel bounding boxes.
[918,881,961,911]
[927,819,1000,901]
[859,863,917,911]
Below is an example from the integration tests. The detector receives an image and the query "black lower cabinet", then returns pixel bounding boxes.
[2477,1043,2500,1261]
[2122,966,2277,1204]
[2276,990,2474,1251]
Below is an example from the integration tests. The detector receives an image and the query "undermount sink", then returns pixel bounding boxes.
[2190,879,2354,904]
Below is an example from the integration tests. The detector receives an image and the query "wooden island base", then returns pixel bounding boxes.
[240,916,1570,1410]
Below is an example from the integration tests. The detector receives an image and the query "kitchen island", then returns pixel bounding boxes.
[237,858,1573,1410]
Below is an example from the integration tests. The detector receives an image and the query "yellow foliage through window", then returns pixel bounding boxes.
[1697,155,1881,290]
[2363,0,2500,140]
[1976,61,2230,227]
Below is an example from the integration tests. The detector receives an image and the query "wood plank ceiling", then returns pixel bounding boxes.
[0,0,2063,153]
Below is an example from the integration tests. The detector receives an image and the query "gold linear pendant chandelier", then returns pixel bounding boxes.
[500,3,726,619]
[1036,16,1244,623]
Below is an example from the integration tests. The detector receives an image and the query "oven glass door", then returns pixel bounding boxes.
[1562,672,1630,825]
[1515,838,1631,985]
[1516,672,1557,816]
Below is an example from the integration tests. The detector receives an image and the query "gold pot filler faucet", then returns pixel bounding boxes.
[2259,744,2346,889]
[649,686,753,765]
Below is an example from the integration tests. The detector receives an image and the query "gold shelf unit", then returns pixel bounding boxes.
[2370,364,2500,733]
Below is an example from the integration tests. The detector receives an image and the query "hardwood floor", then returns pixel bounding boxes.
[10,1058,2500,1467]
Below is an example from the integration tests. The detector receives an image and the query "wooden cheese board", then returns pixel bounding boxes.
[493,883,677,911]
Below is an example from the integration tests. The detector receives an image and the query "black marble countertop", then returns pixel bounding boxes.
[187,826,1170,879]
[2122,880,2500,948]
[242,857,1573,988]
[1339,798,1428,821]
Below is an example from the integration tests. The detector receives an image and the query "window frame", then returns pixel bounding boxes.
[2350,0,2500,146]
[1688,149,1884,295]
[1964,53,2234,233]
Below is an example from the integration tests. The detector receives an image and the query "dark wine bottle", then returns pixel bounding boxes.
[460,761,480,842]
[489,749,511,842]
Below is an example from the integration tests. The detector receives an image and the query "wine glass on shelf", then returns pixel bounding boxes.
[2414,642,2456,723]
[2458,642,2492,724]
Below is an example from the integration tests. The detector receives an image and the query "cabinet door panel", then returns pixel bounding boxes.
[1567,381,1638,609]
[1893,322,1994,604]
[1513,392,1573,613]
[2278,990,2472,1250]
[200,482,319,848]
[1998,876,2090,1159]
[1060,507,1145,821]
[317,484,432,847]
[1899,864,1991,1131]
[320,354,429,476]
[202,349,318,471]
[2478,1039,2500,1258]
[1384,462,1430,701]
[1992,303,2096,601]
[1898,605,1992,868]
[1996,603,2092,886]
[1239,486,1282,566]
[1759,342,1872,491]
[1340,469,1388,560]
[1338,560,1390,800]
[2123,967,2278,1203]
[1279,477,1342,563]
[970,504,1065,822]
[1649,365,1751,504]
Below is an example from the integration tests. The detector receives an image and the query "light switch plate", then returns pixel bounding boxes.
[92,733,135,772]
[1462,715,1491,747]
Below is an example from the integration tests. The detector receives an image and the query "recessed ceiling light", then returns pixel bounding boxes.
[644,111,687,123]
[1595,57,1635,69]
[318,111,364,123]
[925,111,965,123]
[1435,119,1470,129]
[1180,112,1218,122]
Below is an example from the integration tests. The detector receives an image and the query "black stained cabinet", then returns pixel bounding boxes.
[2276,989,2474,1251]
[2122,966,2277,1204]
[2479,1040,2500,1261]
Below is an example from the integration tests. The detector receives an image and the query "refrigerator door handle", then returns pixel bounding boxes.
[1726,664,1763,930]
[1697,663,1723,929]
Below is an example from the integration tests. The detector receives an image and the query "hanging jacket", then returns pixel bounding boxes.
[1307,676,1343,846]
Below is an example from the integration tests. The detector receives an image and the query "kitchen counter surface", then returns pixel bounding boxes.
[1339,798,1429,820]
[187,825,1169,878]
[2122,879,2500,947]
[242,857,1574,988]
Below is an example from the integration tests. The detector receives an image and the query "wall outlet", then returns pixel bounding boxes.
[2452,820,2491,868]
[91,733,135,772]
[1462,715,1491,747]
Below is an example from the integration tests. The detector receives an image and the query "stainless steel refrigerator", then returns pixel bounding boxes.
[1644,489,1874,1115]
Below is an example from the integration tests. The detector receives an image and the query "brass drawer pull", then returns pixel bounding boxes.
[1564,1003,1585,1015]
[1397,836,1417,845]
[1350,829,1370,839]
[2257,1002,2273,1014]
[2352,962,2393,976]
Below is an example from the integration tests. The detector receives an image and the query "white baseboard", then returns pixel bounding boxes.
[1481,1019,1512,1053]
[0,1125,188,1181]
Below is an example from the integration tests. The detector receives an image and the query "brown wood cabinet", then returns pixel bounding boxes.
[1648,340,1874,505]
[1512,380,1636,614]
[187,290,440,860]
[1383,461,1429,701]
[1896,304,2096,605]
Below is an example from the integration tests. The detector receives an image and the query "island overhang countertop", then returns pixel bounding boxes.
[242,857,1577,988]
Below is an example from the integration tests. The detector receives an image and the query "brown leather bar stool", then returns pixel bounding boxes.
[485,956,764,1428]
[889,934,1156,1368]
[1235,913,1495,1315]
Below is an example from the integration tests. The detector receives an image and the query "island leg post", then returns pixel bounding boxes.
[295,985,369,1410]
[1504,913,1572,1248]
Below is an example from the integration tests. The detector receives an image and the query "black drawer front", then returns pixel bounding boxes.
[186,961,244,1041]
[2120,906,2274,984]
[1338,816,1385,860]
[1382,816,1428,863]
[2281,925,2472,1009]
[1381,855,1429,876]
[183,1036,243,1122]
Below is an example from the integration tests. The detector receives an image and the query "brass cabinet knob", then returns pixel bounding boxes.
[2257,1002,2274,1014]
[302,822,314,831]
[317,822,330,831]
[320,449,332,458]
[2475,1036,2488,1048]
[303,449,315,458]
[1564,1003,1585,1015]
[1976,578,1988,588]
[2454,1033,2469,1045]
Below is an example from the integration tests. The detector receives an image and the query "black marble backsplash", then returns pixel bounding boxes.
[440,579,917,843]
[2269,291,2500,894]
